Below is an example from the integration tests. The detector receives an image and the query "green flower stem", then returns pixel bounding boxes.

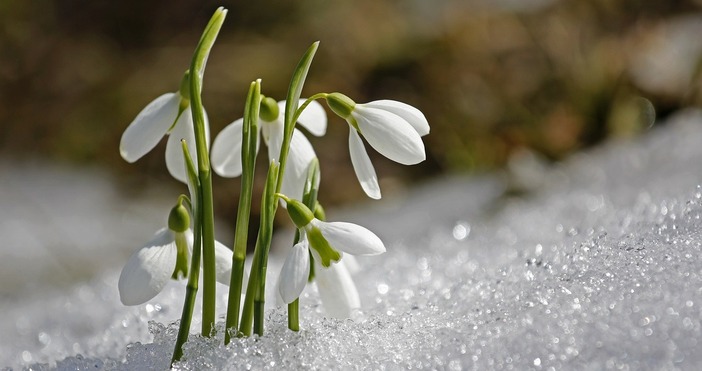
[225,80,261,344]
[172,225,201,364]
[294,92,328,124]
[287,158,320,331]
[172,141,202,365]
[302,158,321,208]
[239,162,279,336]
[288,299,300,331]
[276,42,319,193]
[255,163,278,335]
[240,41,319,337]
[286,228,302,331]
[188,7,227,337]
[238,235,260,336]
[262,42,318,334]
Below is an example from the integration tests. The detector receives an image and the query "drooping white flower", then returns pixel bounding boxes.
[276,196,385,310]
[118,219,233,306]
[277,236,312,305]
[119,73,210,183]
[210,98,326,200]
[326,93,429,199]
[275,238,361,319]
[315,258,360,319]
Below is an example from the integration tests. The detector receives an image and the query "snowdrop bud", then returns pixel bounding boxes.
[326,92,356,120]
[168,203,190,233]
[260,96,279,122]
[279,194,314,228]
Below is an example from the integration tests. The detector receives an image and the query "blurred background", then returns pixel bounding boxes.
[2,0,702,227]
[5,1,702,366]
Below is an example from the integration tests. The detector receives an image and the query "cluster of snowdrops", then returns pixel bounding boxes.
[115,8,429,364]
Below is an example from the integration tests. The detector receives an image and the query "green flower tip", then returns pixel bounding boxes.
[308,227,341,267]
[277,193,315,228]
[215,6,228,16]
[168,203,190,233]
[326,92,356,120]
[209,7,228,26]
[172,232,190,280]
[260,96,279,122]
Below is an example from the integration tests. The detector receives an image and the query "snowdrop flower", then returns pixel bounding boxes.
[276,195,385,307]
[119,71,209,183]
[210,97,326,200]
[118,203,232,306]
[325,93,429,199]
[275,241,362,319]
[315,259,360,318]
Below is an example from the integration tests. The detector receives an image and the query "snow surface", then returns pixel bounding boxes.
[3,109,702,370]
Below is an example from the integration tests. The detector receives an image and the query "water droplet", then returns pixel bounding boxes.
[38,332,51,346]
[452,221,470,240]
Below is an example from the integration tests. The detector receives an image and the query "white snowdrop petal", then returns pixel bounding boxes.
[315,261,360,319]
[342,254,361,275]
[276,100,287,121]
[120,93,179,163]
[315,220,386,256]
[278,241,311,304]
[273,280,287,308]
[353,107,426,165]
[183,229,195,255]
[281,129,318,201]
[214,240,234,286]
[296,99,327,136]
[263,118,285,163]
[211,118,245,177]
[165,109,197,183]
[204,109,211,152]
[118,228,178,306]
[348,129,381,199]
[364,100,430,136]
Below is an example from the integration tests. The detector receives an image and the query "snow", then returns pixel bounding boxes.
[3,109,702,370]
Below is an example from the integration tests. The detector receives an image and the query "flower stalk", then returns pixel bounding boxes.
[276,42,320,193]
[239,161,279,336]
[188,6,227,337]
[238,41,320,336]
[225,79,261,343]
[287,158,321,331]
[172,140,201,365]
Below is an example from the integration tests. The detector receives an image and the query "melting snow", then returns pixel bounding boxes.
[3,109,702,370]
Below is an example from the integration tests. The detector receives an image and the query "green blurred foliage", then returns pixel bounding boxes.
[1,0,701,212]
